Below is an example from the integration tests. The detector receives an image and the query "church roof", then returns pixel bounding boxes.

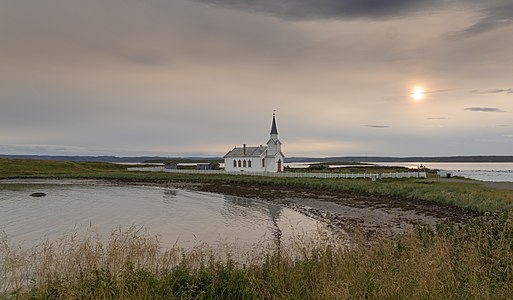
[224,146,267,158]
[270,114,278,135]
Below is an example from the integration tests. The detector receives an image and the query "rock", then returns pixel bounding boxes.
[30,192,47,197]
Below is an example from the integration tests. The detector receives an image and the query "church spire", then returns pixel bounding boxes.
[270,112,278,135]
[267,111,281,157]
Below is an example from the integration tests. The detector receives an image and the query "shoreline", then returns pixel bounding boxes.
[1,177,482,242]
[190,181,479,241]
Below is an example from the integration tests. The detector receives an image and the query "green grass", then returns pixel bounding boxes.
[1,158,513,212]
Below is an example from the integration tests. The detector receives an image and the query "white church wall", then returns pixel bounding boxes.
[224,153,285,173]
[224,157,265,172]
[264,153,285,173]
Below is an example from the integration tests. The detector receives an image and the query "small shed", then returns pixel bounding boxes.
[164,162,178,170]
[196,163,211,170]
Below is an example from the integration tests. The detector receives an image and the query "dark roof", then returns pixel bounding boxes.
[224,146,268,158]
[270,114,278,135]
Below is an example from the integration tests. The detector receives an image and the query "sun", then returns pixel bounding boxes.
[412,87,424,101]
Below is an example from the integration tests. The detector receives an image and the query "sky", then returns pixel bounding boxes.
[1,0,512,157]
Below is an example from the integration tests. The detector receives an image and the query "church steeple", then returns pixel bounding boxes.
[267,112,282,156]
[270,112,278,135]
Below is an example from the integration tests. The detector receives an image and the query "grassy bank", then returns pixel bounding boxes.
[2,212,513,299]
[1,158,512,212]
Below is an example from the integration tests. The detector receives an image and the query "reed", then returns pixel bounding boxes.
[2,212,513,299]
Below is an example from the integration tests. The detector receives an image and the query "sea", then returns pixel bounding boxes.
[284,162,513,182]
[374,162,513,182]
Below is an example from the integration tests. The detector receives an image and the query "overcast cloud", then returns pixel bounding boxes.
[194,0,444,20]
[465,107,506,113]
[1,0,512,157]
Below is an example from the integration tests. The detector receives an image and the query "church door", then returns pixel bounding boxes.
[277,159,282,172]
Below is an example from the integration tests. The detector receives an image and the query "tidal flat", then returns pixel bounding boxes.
[185,181,479,241]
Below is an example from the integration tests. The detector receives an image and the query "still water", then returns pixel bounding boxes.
[0,180,325,248]
[375,162,513,182]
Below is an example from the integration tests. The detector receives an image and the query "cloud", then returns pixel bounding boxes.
[427,117,449,120]
[496,124,511,127]
[424,88,461,95]
[364,125,390,128]
[469,88,513,94]
[193,0,443,20]
[457,2,513,37]
[464,107,506,112]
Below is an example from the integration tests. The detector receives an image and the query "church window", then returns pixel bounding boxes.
[262,158,265,167]
[238,160,241,167]
[248,160,252,168]
[233,160,236,167]
[243,160,247,167]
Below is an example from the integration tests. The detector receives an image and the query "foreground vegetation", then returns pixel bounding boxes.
[2,212,513,299]
[1,158,513,298]
[1,158,512,212]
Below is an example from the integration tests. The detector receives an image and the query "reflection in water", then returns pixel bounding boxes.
[268,203,283,242]
[0,181,327,250]
[162,189,178,205]
[164,189,177,197]
[222,195,283,242]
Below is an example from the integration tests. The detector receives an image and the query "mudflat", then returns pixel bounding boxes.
[191,182,480,241]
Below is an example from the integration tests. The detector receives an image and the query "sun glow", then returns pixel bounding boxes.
[412,87,424,101]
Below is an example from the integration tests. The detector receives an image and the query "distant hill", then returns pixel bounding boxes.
[0,155,222,163]
[286,156,513,163]
[1,154,513,163]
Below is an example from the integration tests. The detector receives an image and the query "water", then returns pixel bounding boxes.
[286,161,513,182]
[0,180,326,249]
[374,162,513,182]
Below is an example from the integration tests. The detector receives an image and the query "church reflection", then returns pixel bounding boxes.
[162,189,178,205]
[221,195,283,241]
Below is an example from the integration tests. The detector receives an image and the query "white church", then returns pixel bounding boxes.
[224,114,285,173]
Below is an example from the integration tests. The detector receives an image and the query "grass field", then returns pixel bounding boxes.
[2,158,513,299]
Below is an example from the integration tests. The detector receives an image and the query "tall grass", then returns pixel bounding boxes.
[2,212,513,299]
